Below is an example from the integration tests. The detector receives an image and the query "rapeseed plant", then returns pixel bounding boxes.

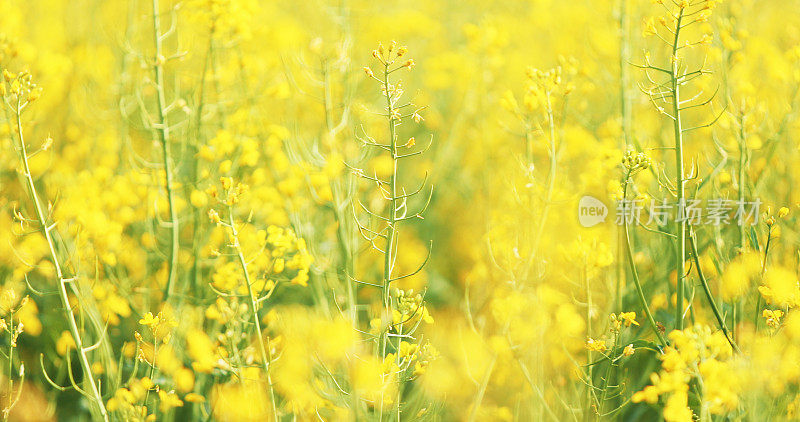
[5,70,114,420]
[353,41,435,420]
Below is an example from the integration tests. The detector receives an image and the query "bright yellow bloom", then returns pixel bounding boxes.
[185,393,205,403]
[619,311,639,327]
[56,331,75,356]
[763,309,785,328]
[158,390,184,412]
[623,344,635,357]
[586,338,607,352]
[138,312,159,326]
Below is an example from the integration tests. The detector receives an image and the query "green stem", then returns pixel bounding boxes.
[467,357,496,422]
[152,0,180,302]
[734,113,748,340]
[378,60,398,422]
[615,0,631,316]
[382,63,398,315]
[737,114,747,250]
[598,331,620,417]
[585,262,594,421]
[322,59,358,328]
[228,208,279,421]
[622,175,667,348]
[671,8,687,330]
[143,338,158,409]
[688,231,740,352]
[753,230,773,331]
[530,93,557,260]
[190,23,216,297]
[12,102,109,421]
[5,314,13,421]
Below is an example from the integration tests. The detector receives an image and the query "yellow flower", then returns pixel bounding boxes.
[663,389,692,422]
[208,209,221,224]
[760,267,800,307]
[175,367,195,393]
[643,17,657,37]
[632,385,659,404]
[399,341,419,359]
[187,329,217,373]
[619,311,639,327]
[623,344,635,357]
[586,338,607,352]
[763,309,785,328]
[139,312,159,326]
[158,390,184,412]
[184,393,205,403]
[56,331,75,356]
[190,190,208,208]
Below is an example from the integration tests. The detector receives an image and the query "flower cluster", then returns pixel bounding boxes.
[633,326,739,421]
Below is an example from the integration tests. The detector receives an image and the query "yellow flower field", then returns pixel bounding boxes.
[1,0,799,420]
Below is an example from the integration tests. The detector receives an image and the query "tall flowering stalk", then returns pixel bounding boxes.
[499,59,576,280]
[1,296,26,420]
[4,70,111,421]
[212,179,278,421]
[205,175,314,420]
[151,0,180,301]
[354,41,434,419]
[619,151,667,348]
[636,0,723,329]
